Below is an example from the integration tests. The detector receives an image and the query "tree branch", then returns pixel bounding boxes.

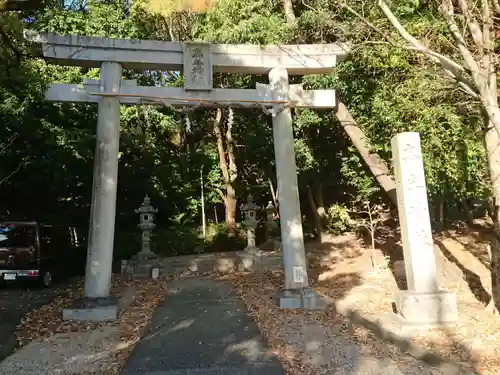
[215,187,225,202]
[492,0,500,14]
[481,0,493,97]
[0,135,17,156]
[439,1,482,80]
[377,0,478,97]
[438,0,500,130]
[282,0,296,25]
[456,0,484,50]
[0,24,22,62]
[0,163,22,186]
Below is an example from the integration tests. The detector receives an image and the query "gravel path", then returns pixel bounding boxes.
[0,327,121,375]
[0,284,139,375]
[0,284,63,362]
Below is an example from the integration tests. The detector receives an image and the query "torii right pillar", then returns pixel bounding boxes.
[268,67,329,310]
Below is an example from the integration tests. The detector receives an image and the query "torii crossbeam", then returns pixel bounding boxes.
[26,31,349,321]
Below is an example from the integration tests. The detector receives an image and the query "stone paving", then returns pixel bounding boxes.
[120,278,285,375]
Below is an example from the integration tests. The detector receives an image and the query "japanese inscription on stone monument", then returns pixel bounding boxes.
[183,42,213,91]
[392,132,438,293]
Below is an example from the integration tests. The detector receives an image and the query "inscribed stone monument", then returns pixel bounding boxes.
[391,132,457,328]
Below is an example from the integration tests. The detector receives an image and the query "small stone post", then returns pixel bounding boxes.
[135,195,158,260]
[391,132,457,327]
[241,194,259,254]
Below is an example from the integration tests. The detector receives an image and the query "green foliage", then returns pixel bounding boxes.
[153,223,246,256]
[0,0,492,262]
[340,148,380,203]
[193,0,290,44]
[325,204,354,234]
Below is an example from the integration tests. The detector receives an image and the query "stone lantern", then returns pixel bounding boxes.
[241,194,259,252]
[122,194,161,279]
[135,194,158,260]
[264,201,279,240]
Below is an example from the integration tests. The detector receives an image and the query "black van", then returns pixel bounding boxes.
[0,221,86,287]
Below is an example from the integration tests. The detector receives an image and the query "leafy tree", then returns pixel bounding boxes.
[374,0,500,313]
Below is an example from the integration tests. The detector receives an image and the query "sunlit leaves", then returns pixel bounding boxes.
[194,0,289,44]
[142,0,217,18]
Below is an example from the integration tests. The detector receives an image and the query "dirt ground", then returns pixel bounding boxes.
[226,227,500,375]
[10,276,168,375]
[6,224,500,374]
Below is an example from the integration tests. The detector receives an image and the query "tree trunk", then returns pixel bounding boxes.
[307,185,324,241]
[336,100,398,207]
[225,108,238,236]
[213,108,237,236]
[459,198,475,228]
[483,116,500,313]
[436,198,445,230]
[482,14,500,313]
[268,178,278,207]
[281,0,296,25]
[225,184,237,237]
[315,183,327,219]
[487,196,495,222]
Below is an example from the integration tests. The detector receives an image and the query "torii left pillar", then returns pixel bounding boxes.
[62,61,122,322]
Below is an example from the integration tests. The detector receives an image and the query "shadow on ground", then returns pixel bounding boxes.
[0,281,71,362]
[307,233,364,286]
[350,227,483,374]
[434,238,491,306]
[120,277,285,375]
[0,240,485,375]
[445,226,493,269]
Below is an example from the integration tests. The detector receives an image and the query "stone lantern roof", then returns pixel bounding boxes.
[241,194,259,212]
[135,195,158,215]
[265,201,277,213]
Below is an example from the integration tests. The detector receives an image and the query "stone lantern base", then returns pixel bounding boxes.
[122,252,162,279]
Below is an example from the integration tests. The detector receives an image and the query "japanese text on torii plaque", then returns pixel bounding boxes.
[183,42,213,91]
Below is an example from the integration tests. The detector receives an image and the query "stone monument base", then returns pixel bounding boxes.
[278,288,332,310]
[122,252,162,279]
[391,290,458,331]
[62,297,118,322]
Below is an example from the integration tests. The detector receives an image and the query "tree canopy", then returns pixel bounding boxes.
[0,0,496,262]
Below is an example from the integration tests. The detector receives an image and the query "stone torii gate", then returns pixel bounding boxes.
[26,31,348,321]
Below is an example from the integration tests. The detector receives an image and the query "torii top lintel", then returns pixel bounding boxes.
[24,31,349,75]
